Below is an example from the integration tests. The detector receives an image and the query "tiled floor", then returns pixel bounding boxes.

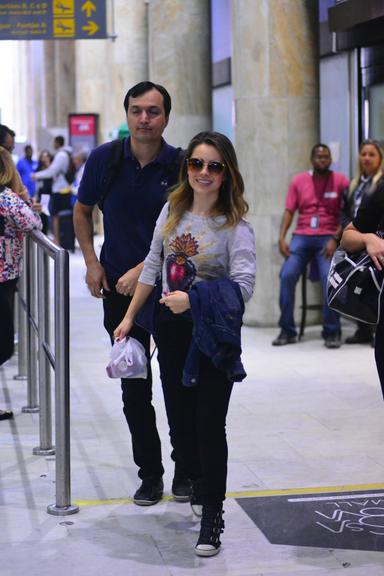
[1,247,384,575]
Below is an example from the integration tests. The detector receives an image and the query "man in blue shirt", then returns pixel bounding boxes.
[16,145,37,198]
[74,82,188,506]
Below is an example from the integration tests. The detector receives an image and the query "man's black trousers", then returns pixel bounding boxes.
[103,281,164,481]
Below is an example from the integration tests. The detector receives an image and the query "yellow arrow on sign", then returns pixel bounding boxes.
[81,1,96,18]
[82,20,99,36]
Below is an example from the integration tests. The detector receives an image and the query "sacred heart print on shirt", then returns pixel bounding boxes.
[166,233,198,291]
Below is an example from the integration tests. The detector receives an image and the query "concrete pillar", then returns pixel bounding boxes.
[43,42,57,128]
[232,0,319,325]
[75,0,148,143]
[24,42,47,148]
[53,42,76,127]
[28,41,76,151]
[148,0,211,148]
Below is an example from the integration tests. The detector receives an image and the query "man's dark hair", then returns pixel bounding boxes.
[0,124,15,147]
[123,81,172,118]
[311,143,331,158]
[55,135,65,147]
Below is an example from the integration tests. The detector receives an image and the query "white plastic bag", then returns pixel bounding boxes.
[106,337,147,379]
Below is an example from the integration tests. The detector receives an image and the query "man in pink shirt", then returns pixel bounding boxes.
[272,144,349,348]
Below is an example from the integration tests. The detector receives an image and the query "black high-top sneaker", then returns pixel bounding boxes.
[195,504,225,557]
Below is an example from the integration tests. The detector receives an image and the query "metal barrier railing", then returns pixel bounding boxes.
[17,231,79,516]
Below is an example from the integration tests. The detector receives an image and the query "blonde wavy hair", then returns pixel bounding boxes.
[163,131,248,236]
[0,146,22,191]
[349,139,384,196]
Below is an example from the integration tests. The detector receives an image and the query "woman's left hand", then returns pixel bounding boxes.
[159,290,190,314]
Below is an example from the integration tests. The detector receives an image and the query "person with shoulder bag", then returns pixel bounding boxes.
[341,171,384,393]
[340,139,384,345]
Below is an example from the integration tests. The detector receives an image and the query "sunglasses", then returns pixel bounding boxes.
[186,157,226,175]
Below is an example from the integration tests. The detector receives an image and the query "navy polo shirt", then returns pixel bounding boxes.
[78,137,181,279]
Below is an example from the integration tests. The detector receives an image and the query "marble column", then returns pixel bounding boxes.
[26,41,76,151]
[23,41,47,148]
[53,42,76,127]
[75,0,148,143]
[148,0,211,148]
[232,0,319,325]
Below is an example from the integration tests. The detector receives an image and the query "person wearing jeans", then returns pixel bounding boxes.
[155,307,234,507]
[74,82,188,506]
[279,234,341,339]
[273,144,349,349]
[114,131,256,557]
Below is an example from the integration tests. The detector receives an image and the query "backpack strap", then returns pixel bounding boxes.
[165,147,185,190]
[98,138,126,211]
[98,142,183,211]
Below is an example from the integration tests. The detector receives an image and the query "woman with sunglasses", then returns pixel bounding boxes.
[114,131,256,557]
[341,139,383,345]
[0,146,42,420]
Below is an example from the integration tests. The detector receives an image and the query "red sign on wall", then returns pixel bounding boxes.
[68,113,98,152]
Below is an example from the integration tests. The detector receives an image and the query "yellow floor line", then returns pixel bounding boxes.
[74,482,384,508]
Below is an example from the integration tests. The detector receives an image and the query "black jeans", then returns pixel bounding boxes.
[0,279,17,366]
[103,280,164,480]
[375,318,384,396]
[156,307,234,505]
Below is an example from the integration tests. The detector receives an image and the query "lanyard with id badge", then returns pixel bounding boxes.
[311,173,331,230]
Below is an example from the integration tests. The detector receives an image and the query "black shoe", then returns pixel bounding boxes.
[0,410,13,421]
[172,476,192,502]
[133,477,163,506]
[324,333,341,349]
[195,505,225,557]
[272,331,297,346]
[345,329,373,345]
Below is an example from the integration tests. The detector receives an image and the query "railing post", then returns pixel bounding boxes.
[33,248,55,456]
[14,268,28,380]
[22,236,39,413]
[47,248,78,516]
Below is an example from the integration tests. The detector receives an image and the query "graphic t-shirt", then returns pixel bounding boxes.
[139,203,256,302]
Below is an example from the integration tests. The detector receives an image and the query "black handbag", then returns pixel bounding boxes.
[327,242,384,325]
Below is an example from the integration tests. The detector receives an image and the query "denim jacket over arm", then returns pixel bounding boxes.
[182,277,246,387]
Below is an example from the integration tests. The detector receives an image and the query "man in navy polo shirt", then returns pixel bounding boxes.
[74,82,189,506]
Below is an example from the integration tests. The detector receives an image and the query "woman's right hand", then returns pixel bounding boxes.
[113,317,134,341]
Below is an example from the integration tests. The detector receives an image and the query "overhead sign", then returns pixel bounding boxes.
[0,0,107,40]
